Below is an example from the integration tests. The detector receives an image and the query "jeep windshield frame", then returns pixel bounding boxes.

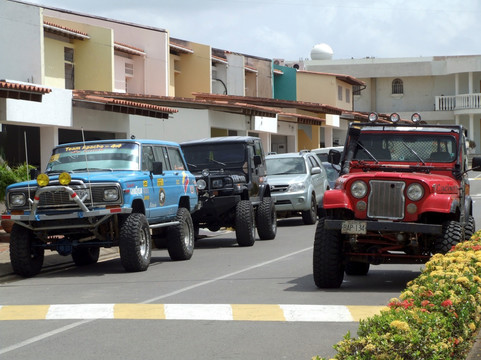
[45,142,140,173]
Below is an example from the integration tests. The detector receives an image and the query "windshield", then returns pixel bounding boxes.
[182,143,246,168]
[45,142,140,173]
[266,157,306,175]
[352,133,457,163]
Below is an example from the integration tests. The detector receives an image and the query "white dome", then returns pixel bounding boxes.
[310,43,333,60]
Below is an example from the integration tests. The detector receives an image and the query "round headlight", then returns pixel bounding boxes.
[407,183,424,201]
[197,179,207,190]
[368,112,378,122]
[59,172,71,186]
[351,180,368,199]
[10,193,26,207]
[201,169,210,177]
[390,113,400,123]
[37,173,49,187]
[103,188,119,201]
[411,113,422,123]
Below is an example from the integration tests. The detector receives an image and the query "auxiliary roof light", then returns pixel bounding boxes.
[411,112,422,123]
[59,172,72,186]
[390,113,401,123]
[368,112,378,122]
[37,173,49,187]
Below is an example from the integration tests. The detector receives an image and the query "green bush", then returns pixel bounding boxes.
[314,234,481,360]
[0,162,36,202]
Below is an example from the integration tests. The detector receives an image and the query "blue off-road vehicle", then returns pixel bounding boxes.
[2,139,199,277]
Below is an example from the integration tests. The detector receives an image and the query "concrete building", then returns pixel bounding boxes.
[305,50,481,152]
[0,0,360,171]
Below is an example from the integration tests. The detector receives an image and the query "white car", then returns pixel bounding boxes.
[312,146,344,163]
[266,151,329,224]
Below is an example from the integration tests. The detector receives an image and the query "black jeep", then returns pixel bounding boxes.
[181,136,277,246]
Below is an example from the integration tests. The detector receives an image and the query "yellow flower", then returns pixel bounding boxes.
[363,344,377,352]
[400,291,413,300]
[469,323,476,331]
[473,276,481,283]
[390,320,410,332]
[456,277,470,286]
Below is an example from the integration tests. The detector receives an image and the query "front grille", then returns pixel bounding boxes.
[270,184,289,193]
[367,180,405,219]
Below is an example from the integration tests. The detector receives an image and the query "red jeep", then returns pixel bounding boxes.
[313,113,480,288]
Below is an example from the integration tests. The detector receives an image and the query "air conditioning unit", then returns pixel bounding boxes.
[273,58,285,66]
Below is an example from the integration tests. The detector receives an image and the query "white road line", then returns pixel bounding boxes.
[0,246,313,356]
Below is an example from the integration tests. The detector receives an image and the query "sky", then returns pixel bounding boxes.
[26,0,481,61]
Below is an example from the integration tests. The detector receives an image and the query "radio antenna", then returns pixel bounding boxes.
[24,131,32,210]
[81,128,94,207]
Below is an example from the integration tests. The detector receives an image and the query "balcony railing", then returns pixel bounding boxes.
[435,93,481,111]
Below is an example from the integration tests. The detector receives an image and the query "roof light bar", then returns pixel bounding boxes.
[368,112,378,122]
[411,113,422,123]
[390,113,400,123]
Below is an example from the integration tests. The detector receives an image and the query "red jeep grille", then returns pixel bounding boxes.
[367,180,405,220]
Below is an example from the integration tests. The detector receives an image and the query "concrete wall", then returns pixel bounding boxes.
[296,72,337,106]
[174,42,211,98]
[245,57,273,98]
[274,65,297,101]
[0,1,44,84]
[226,54,245,96]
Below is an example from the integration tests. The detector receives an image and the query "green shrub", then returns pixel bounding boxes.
[314,234,481,360]
[0,162,36,201]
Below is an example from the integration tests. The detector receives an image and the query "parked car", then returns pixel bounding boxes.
[3,139,199,277]
[313,113,478,288]
[322,161,340,189]
[181,136,277,246]
[312,146,344,163]
[266,151,329,224]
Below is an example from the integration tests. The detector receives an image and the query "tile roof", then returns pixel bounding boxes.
[73,91,178,119]
[193,93,344,116]
[297,70,365,86]
[0,80,52,102]
[43,21,90,40]
[114,42,146,56]
[169,41,194,54]
[212,55,228,64]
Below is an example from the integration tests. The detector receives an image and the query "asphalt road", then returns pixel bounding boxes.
[0,216,426,360]
[2,173,480,360]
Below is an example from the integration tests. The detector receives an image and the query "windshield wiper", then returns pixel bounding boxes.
[71,168,113,172]
[401,143,426,165]
[207,158,226,166]
[187,163,197,168]
[356,142,379,163]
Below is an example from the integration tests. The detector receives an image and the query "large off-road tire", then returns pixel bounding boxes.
[119,213,151,272]
[345,261,370,276]
[433,220,462,254]
[313,217,344,288]
[465,215,476,240]
[9,224,44,277]
[256,197,277,240]
[235,200,255,247]
[167,208,194,261]
[72,245,100,266]
[302,194,317,225]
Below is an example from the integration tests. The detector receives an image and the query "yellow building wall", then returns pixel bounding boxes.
[44,37,70,88]
[43,17,114,91]
[174,42,211,98]
[296,72,337,106]
[297,124,321,151]
[211,128,228,137]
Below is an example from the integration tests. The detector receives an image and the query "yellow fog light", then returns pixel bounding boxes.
[37,173,49,187]
[59,172,71,186]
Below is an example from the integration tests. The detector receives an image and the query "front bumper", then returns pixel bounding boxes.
[272,191,309,212]
[324,219,442,235]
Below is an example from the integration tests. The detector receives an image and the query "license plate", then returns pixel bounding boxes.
[341,221,367,234]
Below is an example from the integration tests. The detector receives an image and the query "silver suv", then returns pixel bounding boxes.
[266,151,329,224]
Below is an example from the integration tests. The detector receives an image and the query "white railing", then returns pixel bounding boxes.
[435,93,481,111]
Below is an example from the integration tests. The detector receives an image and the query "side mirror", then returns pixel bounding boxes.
[472,157,481,170]
[328,150,342,165]
[253,155,262,167]
[152,161,163,175]
[311,166,321,175]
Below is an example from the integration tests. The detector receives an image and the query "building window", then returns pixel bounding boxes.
[338,85,343,101]
[392,78,404,94]
[64,47,74,89]
[345,88,351,103]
